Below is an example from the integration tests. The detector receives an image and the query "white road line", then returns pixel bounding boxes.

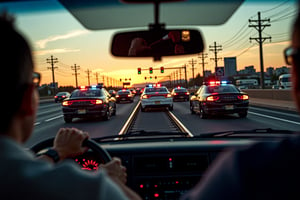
[249,111,300,125]
[34,122,41,126]
[45,115,63,122]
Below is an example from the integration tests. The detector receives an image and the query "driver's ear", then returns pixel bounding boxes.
[19,84,36,116]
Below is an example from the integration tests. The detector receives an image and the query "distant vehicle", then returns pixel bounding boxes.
[115,89,134,103]
[62,85,116,123]
[54,92,70,103]
[236,79,258,89]
[135,88,142,95]
[190,81,249,118]
[171,87,190,101]
[108,89,117,97]
[278,74,292,89]
[140,84,173,112]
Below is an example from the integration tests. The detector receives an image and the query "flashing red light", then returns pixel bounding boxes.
[54,96,58,98]
[175,181,179,184]
[140,184,144,189]
[207,96,220,101]
[169,158,172,161]
[237,94,249,100]
[122,89,126,91]
[177,86,181,89]
[154,193,159,198]
[156,83,161,87]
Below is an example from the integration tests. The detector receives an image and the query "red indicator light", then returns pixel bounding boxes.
[140,184,144,188]
[154,185,158,188]
[237,94,249,100]
[154,193,159,198]
[176,181,179,184]
[169,158,172,161]
[54,96,58,98]
[207,96,220,102]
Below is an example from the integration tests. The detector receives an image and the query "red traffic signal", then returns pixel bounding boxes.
[149,67,153,74]
[138,68,141,74]
[160,66,164,73]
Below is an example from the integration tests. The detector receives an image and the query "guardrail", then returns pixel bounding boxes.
[242,89,293,101]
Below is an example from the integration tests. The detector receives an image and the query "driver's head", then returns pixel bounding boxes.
[0,13,38,142]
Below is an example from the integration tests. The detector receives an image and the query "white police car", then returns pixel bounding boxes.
[140,84,173,112]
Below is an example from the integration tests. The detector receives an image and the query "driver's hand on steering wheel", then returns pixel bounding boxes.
[53,128,89,160]
[100,157,127,184]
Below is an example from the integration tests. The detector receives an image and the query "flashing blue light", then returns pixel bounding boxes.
[91,85,97,89]
[221,81,228,85]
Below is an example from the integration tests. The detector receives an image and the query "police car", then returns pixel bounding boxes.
[62,85,116,123]
[140,84,173,112]
[190,81,249,118]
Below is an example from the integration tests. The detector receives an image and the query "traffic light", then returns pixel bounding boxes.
[160,66,164,73]
[137,68,141,74]
[155,76,157,79]
[149,67,153,74]
[150,76,152,80]
[144,77,147,80]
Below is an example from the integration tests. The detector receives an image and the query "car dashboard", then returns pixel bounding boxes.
[73,137,261,200]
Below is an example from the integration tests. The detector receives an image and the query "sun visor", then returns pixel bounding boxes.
[58,0,244,30]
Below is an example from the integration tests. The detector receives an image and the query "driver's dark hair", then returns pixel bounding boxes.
[0,14,34,133]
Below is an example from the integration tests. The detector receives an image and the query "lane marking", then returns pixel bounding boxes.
[250,106,298,117]
[249,111,300,125]
[45,115,63,122]
[34,122,41,126]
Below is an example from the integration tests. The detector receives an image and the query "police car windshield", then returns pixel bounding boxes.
[71,89,102,97]
[207,85,239,93]
[174,89,187,92]
[145,87,168,93]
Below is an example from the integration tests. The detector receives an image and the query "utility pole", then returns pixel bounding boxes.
[198,52,208,78]
[94,72,99,84]
[46,55,58,94]
[183,64,188,88]
[209,41,222,68]
[85,69,92,85]
[249,12,271,89]
[188,59,197,85]
[71,64,80,88]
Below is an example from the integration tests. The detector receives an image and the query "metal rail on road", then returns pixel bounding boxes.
[118,101,141,135]
[166,111,194,137]
[118,101,194,137]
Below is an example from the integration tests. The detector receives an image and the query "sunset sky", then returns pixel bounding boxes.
[1,0,297,87]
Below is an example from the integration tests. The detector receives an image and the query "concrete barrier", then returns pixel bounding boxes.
[243,89,293,101]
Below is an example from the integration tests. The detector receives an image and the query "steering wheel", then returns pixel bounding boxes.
[30,138,112,163]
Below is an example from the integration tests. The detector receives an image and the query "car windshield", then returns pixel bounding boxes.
[71,89,102,97]
[2,0,297,143]
[207,85,239,93]
[145,87,169,93]
[174,89,187,92]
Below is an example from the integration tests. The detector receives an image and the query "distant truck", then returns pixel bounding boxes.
[236,79,259,89]
[278,74,292,89]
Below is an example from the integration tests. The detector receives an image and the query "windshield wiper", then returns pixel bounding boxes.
[196,128,295,138]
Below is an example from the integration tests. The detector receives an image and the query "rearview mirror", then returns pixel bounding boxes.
[111,29,204,60]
